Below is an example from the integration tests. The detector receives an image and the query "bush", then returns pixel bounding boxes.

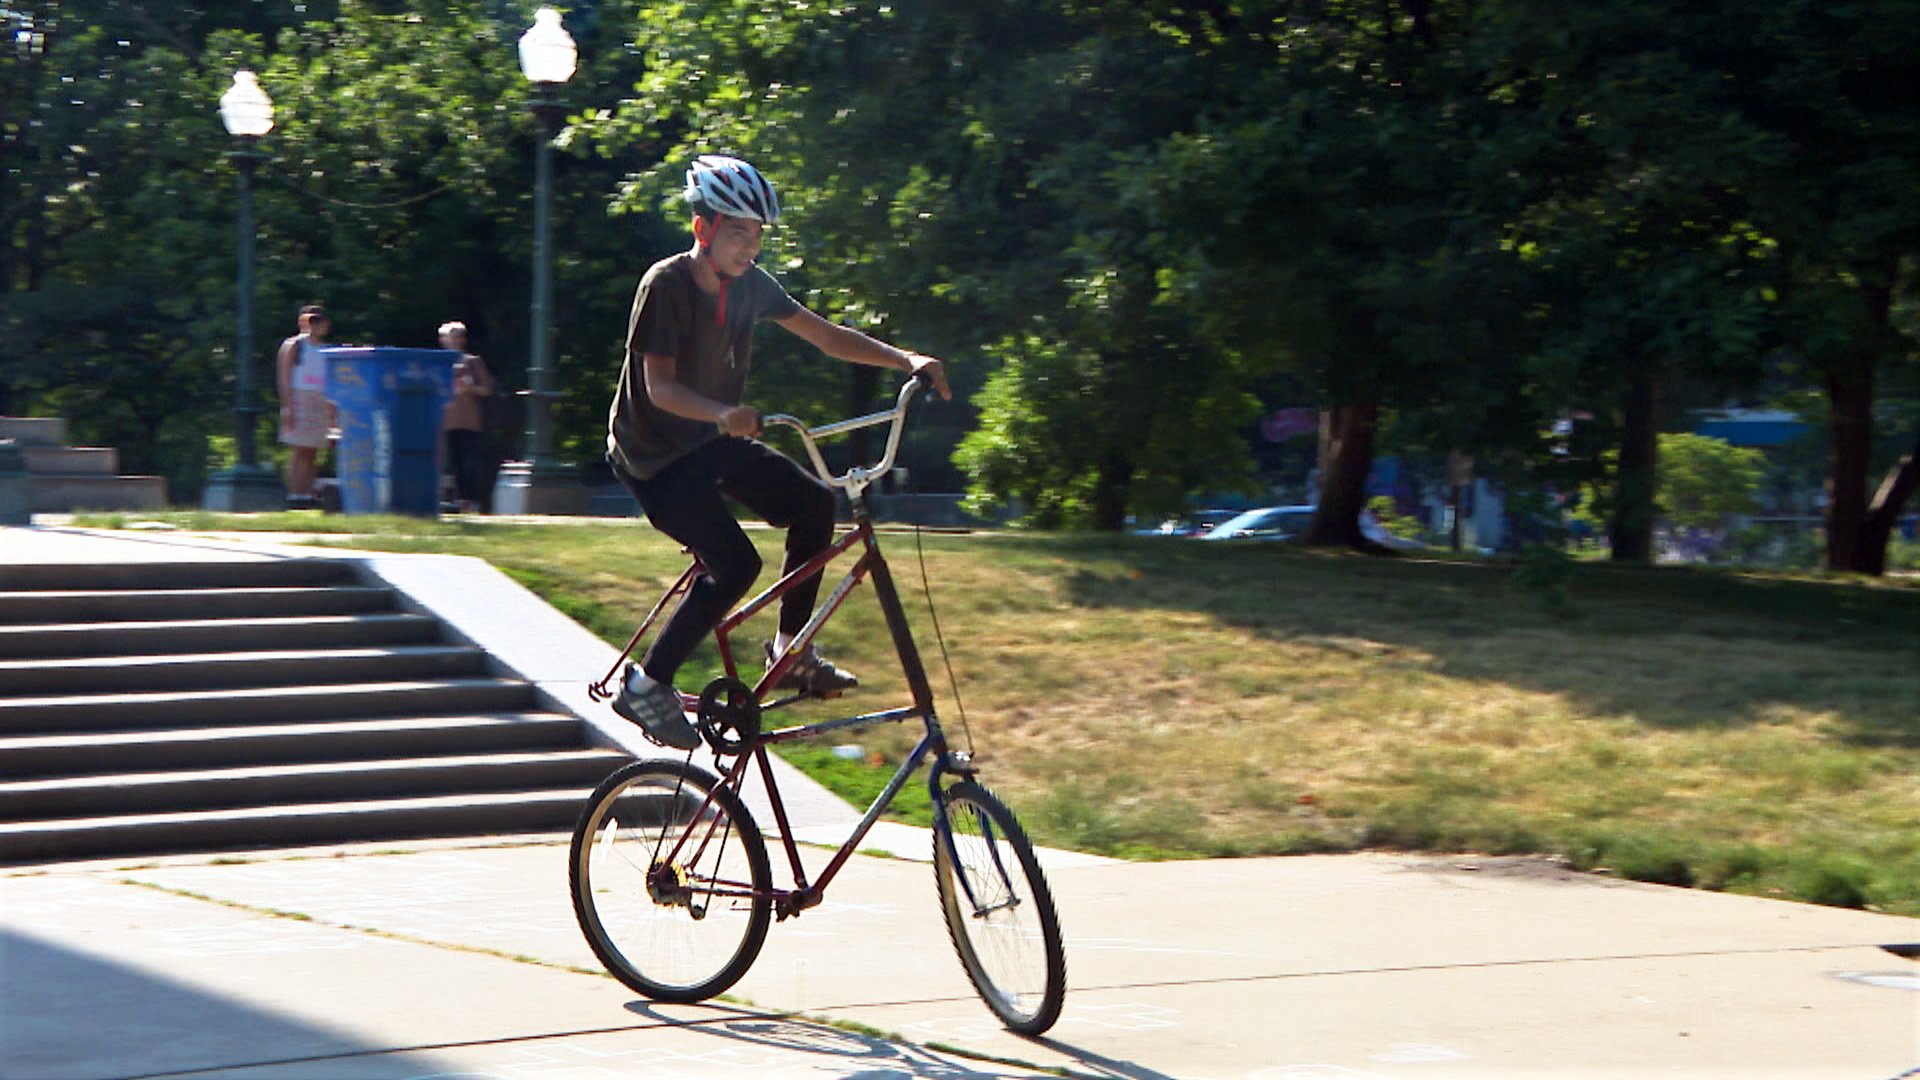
[1657,434,1764,532]
[1889,537,1920,571]
[1366,495,1425,540]
[1513,542,1575,614]
[1717,526,1816,568]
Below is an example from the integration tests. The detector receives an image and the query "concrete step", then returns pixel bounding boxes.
[19,445,117,476]
[0,417,69,447]
[0,561,359,592]
[0,585,395,624]
[0,749,628,821]
[0,645,489,695]
[0,613,443,660]
[0,678,538,735]
[29,474,167,512]
[0,712,595,778]
[0,787,608,863]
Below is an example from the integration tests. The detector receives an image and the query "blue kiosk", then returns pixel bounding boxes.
[324,347,458,516]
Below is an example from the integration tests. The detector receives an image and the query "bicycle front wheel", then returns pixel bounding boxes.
[570,760,771,1003]
[933,780,1066,1034]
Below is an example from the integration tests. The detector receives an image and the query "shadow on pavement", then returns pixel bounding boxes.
[620,999,1067,1078]
[0,929,468,1080]
[1025,1035,1176,1080]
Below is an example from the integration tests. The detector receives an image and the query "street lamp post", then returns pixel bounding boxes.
[494,7,588,515]
[204,70,285,511]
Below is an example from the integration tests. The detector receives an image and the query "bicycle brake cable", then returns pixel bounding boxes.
[914,524,975,756]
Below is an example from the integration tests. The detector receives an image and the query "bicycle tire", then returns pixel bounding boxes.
[933,780,1067,1034]
[570,760,771,1003]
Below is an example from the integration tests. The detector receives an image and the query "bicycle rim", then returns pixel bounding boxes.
[933,780,1066,1034]
[569,760,771,1003]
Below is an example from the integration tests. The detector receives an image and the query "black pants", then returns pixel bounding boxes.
[446,429,492,508]
[613,438,835,685]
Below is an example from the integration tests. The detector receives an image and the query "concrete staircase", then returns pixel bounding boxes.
[0,559,630,863]
[0,416,167,512]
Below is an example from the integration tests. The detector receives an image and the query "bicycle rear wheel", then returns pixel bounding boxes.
[570,760,771,1003]
[933,780,1066,1034]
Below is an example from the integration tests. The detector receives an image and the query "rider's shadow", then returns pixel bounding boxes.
[622,1000,1060,1078]
[1024,1035,1176,1079]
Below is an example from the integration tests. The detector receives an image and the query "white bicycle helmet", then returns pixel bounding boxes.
[684,154,781,223]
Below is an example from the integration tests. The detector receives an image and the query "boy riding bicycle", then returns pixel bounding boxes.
[607,155,951,750]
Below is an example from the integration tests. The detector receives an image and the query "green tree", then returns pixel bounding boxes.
[1133,0,1553,548]
[2,2,675,498]
[1656,433,1764,532]
[1481,0,1920,572]
[583,1,1266,529]
[1,7,279,497]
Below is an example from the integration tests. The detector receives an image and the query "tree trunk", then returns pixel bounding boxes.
[1608,371,1662,562]
[1822,353,1875,572]
[1306,400,1378,548]
[1825,279,1898,574]
[1852,438,1920,575]
[1091,447,1133,532]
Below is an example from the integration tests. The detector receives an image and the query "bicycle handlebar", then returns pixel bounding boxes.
[761,374,929,495]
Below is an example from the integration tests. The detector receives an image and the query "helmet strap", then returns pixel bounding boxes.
[696,244,736,282]
[692,231,735,325]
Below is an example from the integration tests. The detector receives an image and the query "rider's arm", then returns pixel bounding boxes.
[642,352,758,435]
[774,307,952,399]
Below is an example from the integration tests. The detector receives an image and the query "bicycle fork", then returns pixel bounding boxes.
[929,752,1023,919]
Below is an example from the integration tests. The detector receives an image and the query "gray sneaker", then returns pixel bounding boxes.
[764,641,860,695]
[612,666,700,750]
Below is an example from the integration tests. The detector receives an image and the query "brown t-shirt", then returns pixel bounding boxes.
[440,353,494,433]
[606,253,799,480]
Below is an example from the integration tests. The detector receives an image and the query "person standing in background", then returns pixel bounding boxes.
[276,304,334,509]
[438,320,496,514]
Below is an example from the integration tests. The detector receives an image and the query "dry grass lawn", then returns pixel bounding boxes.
[97,512,1920,914]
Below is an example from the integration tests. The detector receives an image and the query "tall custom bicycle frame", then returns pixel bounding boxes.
[573,376,1066,1034]
[600,483,959,919]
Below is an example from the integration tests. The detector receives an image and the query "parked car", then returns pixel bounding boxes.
[1200,505,1430,549]
[1201,505,1317,541]
[1134,507,1245,537]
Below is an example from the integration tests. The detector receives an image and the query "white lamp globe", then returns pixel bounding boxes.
[518,8,577,85]
[219,70,274,137]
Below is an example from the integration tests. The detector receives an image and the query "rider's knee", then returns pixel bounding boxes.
[709,544,763,600]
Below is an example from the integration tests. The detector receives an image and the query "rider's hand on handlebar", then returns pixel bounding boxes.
[905,354,952,401]
[717,405,762,437]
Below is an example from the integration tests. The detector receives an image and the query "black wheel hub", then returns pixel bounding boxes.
[646,861,689,906]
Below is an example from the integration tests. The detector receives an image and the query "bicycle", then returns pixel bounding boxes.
[569,375,1067,1035]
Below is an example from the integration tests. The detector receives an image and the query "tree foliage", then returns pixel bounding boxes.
[5,0,1918,574]
[1656,433,1764,532]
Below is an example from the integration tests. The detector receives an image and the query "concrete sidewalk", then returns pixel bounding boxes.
[3,523,1917,1078]
[3,839,1916,1079]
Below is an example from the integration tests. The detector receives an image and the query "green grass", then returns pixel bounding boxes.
[771,743,935,827]
[78,511,1920,915]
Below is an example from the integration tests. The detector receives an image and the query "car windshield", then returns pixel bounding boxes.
[1211,506,1314,537]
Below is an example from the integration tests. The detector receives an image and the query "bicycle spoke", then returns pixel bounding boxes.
[570,761,771,1002]
[934,781,1066,1034]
